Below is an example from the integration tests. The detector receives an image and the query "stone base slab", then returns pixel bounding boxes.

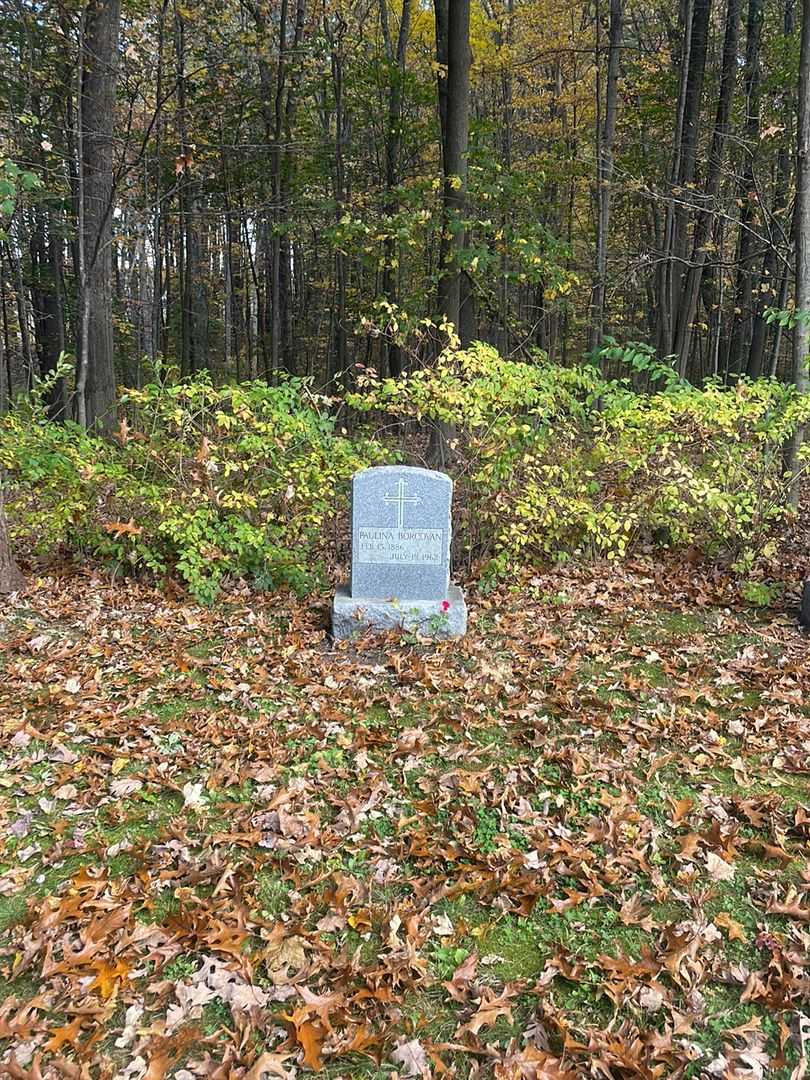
[331,583,467,640]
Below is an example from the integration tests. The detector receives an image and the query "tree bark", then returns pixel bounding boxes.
[786,0,810,505]
[30,207,67,419]
[748,142,791,378]
[657,0,693,358]
[271,0,288,378]
[749,0,795,377]
[726,0,762,375]
[379,0,412,378]
[588,0,623,352]
[0,481,24,594]
[428,0,470,466]
[77,0,122,434]
[673,0,739,375]
[151,0,169,364]
[673,0,712,265]
[281,0,306,374]
[5,237,34,387]
[174,2,208,377]
[434,0,471,342]
[327,15,349,388]
[658,0,712,358]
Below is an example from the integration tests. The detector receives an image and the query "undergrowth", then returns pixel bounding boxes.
[2,342,808,601]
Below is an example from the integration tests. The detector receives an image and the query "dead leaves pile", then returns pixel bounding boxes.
[0,552,809,1078]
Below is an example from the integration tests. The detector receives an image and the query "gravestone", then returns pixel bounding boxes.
[331,465,467,639]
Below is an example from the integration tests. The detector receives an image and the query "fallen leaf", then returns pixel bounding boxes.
[443,951,477,1002]
[103,519,142,537]
[45,1015,84,1052]
[714,912,747,942]
[638,985,664,1011]
[391,1037,430,1077]
[294,1018,325,1070]
[706,851,735,881]
[246,1052,296,1080]
[431,912,454,936]
[668,796,694,825]
[54,784,79,800]
[460,985,515,1035]
[767,893,810,922]
[111,778,143,797]
[182,782,207,809]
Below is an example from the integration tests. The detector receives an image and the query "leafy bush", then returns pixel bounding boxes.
[3,346,808,599]
[350,342,810,578]
[1,374,388,602]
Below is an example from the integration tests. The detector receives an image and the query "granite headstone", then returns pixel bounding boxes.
[331,465,467,639]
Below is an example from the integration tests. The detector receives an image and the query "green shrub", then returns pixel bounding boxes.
[349,342,810,578]
[1,374,389,602]
[3,346,808,600]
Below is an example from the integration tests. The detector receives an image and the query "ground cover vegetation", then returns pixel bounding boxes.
[2,353,809,604]
[1,541,810,1077]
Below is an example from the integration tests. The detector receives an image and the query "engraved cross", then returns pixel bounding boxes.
[383,478,420,528]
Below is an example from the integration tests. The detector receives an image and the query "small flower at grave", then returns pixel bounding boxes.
[441,600,450,612]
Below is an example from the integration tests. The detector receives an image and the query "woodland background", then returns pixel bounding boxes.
[1,0,810,605]
[0,0,807,426]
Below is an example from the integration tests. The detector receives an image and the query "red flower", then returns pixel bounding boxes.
[441,600,450,612]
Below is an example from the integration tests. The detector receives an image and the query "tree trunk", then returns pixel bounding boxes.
[174,3,207,376]
[499,0,514,354]
[749,0,795,377]
[588,0,623,352]
[786,0,810,505]
[657,0,693,358]
[30,207,67,418]
[726,0,762,375]
[658,0,712,358]
[327,16,349,388]
[748,143,791,378]
[379,0,412,378]
[251,0,306,377]
[1,271,13,404]
[673,0,712,254]
[428,0,470,467]
[151,0,168,364]
[281,0,306,375]
[673,0,739,375]
[6,237,34,387]
[77,0,122,434]
[0,482,24,594]
[434,0,471,340]
[271,0,288,378]
[672,0,712,339]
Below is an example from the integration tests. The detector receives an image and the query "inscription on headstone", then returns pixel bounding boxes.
[357,527,444,566]
[332,465,467,639]
[350,466,451,602]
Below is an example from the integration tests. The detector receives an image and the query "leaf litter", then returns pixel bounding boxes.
[0,550,809,1077]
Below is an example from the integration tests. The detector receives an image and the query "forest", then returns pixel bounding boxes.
[1,0,810,598]
[0,0,808,415]
[3,1,810,1075]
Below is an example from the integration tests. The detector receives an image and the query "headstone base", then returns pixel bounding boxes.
[331,584,467,640]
